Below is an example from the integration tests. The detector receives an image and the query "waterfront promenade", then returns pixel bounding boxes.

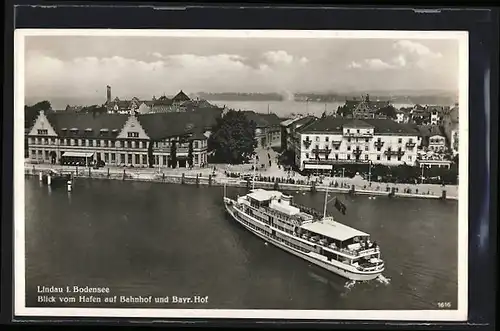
[24,160,458,200]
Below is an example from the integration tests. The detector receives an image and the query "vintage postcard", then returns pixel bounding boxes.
[14,29,468,320]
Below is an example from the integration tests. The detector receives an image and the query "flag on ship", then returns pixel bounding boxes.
[333,197,347,215]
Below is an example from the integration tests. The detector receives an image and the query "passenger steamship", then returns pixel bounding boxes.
[223,186,384,281]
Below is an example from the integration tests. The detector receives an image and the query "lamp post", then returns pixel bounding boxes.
[368,160,373,184]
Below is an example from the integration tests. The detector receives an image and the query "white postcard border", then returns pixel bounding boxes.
[14,29,469,321]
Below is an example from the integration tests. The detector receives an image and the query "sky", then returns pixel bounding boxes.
[23,35,460,103]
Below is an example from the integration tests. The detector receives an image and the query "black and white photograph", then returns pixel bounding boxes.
[14,29,468,320]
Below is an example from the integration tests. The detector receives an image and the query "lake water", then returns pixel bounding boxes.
[42,97,413,118]
[207,100,414,118]
[25,177,458,310]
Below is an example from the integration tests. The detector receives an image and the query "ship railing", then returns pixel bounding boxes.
[355,262,384,272]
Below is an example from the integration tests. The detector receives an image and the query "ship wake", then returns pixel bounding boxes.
[376,274,391,285]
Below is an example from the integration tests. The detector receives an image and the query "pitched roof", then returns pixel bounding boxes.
[343,119,374,128]
[299,116,420,135]
[153,96,173,106]
[260,113,282,126]
[45,113,129,138]
[172,90,190,102]
[137,109,221,140]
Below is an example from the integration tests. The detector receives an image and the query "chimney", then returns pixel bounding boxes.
[106,85,112,104]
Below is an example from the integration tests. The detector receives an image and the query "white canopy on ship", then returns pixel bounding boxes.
[299,218,369,242]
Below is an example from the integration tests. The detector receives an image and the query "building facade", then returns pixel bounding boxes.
[292,117,420,171]
[280,115,317,152]
[27,111,214,168]
[442,104,459,156]
[105,86,195,115]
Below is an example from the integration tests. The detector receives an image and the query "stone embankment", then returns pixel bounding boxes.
[25,164,458,201]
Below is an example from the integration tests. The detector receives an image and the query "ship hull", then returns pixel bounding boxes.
[224,199,383,281]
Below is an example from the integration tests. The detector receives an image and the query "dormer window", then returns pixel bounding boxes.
[85,128,93,132]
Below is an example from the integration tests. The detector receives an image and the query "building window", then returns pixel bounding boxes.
[44,151,49,160]
[111,153,116,162]
[365,154,369,160]
[104,153,109,162]
[135,154,140,164]
[127,141,132,149]
[128,132,139,138]
[142,155,147,164]
[398,138,402,144]
[347,146,351,151]
[408,156,412,161]
[120,154,125,163]
[347,138,351,142]
[315,136,320,142]
[347,129,350,133]
[377,155,381,161]
[195,154,199,164]
[111,140,115,148]
[357,129,360,133]
[365,145,369,151]
[194,141,199,149]
[155,155,159,165]
[37,129,48,135]
[325,136,329,142]
[127,154,132,164]
[347,155,351,160]
[163,156,167,165]
[365,138,369,142]
[335,154,338,160]
[305,153,309,159]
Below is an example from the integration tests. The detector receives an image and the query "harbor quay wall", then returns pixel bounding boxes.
[25,164,457,201]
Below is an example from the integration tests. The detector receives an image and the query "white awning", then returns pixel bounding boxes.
[62,152,94,158]
[300,218,369,242]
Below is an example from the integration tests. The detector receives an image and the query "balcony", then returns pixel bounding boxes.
[331,140,342,147]
[384,149,405,156]
[302,138,312,149]
[312,148,332,155]
[374,140,384,149]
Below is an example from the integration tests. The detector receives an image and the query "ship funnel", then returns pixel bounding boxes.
[281,195,292,205]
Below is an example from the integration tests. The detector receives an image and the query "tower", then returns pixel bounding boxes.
[106,85,112,104]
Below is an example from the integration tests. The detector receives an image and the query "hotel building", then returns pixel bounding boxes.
[291,117,420,172]
[26,109,221,168]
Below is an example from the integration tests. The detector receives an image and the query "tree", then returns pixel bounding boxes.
[25,100,52,128]
[170,140,177,168]
[187,140,194,168]
[208,109,257,164]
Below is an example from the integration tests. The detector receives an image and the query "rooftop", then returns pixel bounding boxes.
[300,218,369,242]
[247,189,283,202]
[298,116,420,135]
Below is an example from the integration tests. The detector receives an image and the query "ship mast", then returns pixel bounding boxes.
[323,186,329,218]
[252,154,257,190]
